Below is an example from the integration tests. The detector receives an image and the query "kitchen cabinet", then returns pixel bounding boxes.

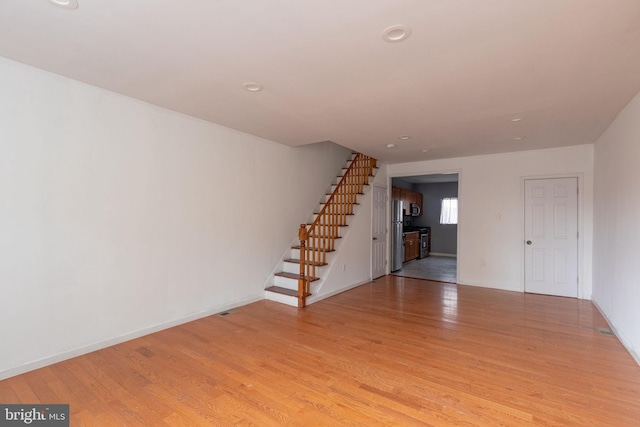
[392,186,408,215]
[408,191,417,206]
[392,186,403,204]
[391,186,423,216]
[415,192,423,215]
[403,231,420,262]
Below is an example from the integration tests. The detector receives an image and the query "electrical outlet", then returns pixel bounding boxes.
[342,264,347,272]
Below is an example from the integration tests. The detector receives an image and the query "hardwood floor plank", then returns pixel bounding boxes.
[2,276,640,426]
[6,376,40,402]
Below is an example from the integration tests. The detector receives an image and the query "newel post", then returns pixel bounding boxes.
[298,224,309,308]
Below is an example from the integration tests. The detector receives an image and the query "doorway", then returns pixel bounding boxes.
[390,174,459,283]
[392,255,457,282]
[372,185,386,279]
[524,177,578,297]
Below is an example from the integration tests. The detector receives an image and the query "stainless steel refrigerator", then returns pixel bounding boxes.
[391,200,404,272]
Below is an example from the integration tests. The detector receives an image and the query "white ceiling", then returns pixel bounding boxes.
[2,0,640,164]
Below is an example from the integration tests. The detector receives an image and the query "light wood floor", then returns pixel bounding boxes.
[2,276,640,426]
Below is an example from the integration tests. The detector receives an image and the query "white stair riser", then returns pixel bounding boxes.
[283,262,300,274]
[265,291,298,307]
[290,249,336,264]
[282,262,327,280]
[273,275,299,289]
[290,249,338,260]
[282,261,329,276]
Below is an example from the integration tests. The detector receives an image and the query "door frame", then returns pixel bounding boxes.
[521,173,585,298]
[386,170,462,280]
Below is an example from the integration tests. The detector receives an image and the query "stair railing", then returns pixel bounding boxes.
[297,153,377,308]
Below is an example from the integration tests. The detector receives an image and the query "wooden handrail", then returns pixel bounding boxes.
[297,153,377,308]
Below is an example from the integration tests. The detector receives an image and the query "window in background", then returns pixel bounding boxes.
[440,197,458,225]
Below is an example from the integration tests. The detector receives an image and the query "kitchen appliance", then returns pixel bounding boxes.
[419,228,430,259]
[391,200,404,272]
[410,203,421,216]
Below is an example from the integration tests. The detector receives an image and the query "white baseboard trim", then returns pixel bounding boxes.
[428,252,457,258]
[592,300,640,367]
[456,278,521,292]
[0,294,264,381]
[458,279,593,301]
[306,279,371,306]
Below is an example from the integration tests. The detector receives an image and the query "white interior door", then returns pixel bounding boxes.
[372,186,387,279]
[524,178,578,297]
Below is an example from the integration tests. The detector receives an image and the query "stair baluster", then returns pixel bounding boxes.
[298,224,309,308]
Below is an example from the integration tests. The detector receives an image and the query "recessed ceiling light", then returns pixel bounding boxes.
[49,0,78,9]
[242,82,263,92]
[399,135,410,140]
[386,144,396,148]
[513,136,526,141]
[381,25,412,43]
[510,117,523,122]
[421,149,430,153]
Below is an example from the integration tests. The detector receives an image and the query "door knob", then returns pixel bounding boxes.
[526,240,532,245]
[373,237,378,240]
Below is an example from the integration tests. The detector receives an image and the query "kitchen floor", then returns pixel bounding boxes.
[392,255,457,283]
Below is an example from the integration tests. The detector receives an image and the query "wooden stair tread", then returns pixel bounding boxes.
[284,258,328,266]
[265,286,310,297]
[320,202,360,205]
[292,245,335,252]
[265,286,296,297]
[314,212,354,216]
[275,272,319,281]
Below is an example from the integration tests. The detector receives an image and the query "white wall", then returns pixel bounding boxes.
[388,145,594,296]
[0,57,351,379]
[593,90,640,364]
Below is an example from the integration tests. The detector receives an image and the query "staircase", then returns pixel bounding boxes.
[265,152,377,308]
